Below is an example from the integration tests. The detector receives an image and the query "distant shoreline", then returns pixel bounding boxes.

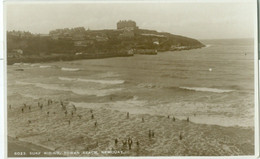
[7,46,204,65]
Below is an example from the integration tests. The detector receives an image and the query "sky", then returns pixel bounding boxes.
[5,1,256,40]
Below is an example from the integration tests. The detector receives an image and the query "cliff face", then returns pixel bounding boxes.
[7,29,204,56]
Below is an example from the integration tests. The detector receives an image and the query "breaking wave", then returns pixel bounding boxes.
[179,87,234,93]
[58,77,125,85]
[61,67,80,71]
[15,81,122,96]
[39,65,51,68]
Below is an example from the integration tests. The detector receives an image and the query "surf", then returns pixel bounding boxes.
[61,67,80,71]
[179,87,234,93]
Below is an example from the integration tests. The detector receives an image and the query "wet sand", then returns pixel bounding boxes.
[7,98,254,156]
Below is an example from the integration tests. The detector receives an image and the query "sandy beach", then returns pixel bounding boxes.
[8,97,254,157]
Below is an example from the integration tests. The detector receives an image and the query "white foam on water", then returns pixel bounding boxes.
[61,67,80,71]
[98,72,120,78]
[70,97,148,114]
[15,81,31,85]
[58,77,125,85]
[39,65,51,68]
[71,88,123,96]
[21,94,40,100]
[16,80,122,96]
[180,87,234,93]
[30,64,39,67]
[185,115,254,128]
[137,83,157,89]
[78,78,124,85]
[13,63,22,66]
[58,77,76,81]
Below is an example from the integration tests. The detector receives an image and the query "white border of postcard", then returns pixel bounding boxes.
[1,0,259,159]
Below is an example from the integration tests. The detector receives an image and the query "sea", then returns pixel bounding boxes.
[7,38,255,128]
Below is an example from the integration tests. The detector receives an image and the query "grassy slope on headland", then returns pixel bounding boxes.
[7,29,205,65]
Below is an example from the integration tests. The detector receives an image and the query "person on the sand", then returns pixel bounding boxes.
[115,138,118,145]
[128,139,132,150]
[40,104,43,110]
[152,131,155,137]
[173,116,175,122]
[29,106,31,111]
[136,140,139,146]
[65,110,67,116]
[128,140,132,150]
[168,115,170,119]
[122,140,127,147]
[187,117,189,122]
[179,132,183,140]
[73,104,77,111]
[91,114,94,119]
[149,130,151,138]
[94,121,97,127]
[127,112,129,119]
[21,108,24,113]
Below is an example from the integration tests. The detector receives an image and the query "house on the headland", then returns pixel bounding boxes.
[49,27,86,40]
[72,34,85,41]
[117,20,139,30]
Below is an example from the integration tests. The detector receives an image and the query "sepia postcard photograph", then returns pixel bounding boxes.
[3,0,258,158]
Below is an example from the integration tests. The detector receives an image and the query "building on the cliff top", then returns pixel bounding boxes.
[117,20,138,30]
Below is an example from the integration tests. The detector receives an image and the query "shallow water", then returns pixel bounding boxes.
[8,38,255,128]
